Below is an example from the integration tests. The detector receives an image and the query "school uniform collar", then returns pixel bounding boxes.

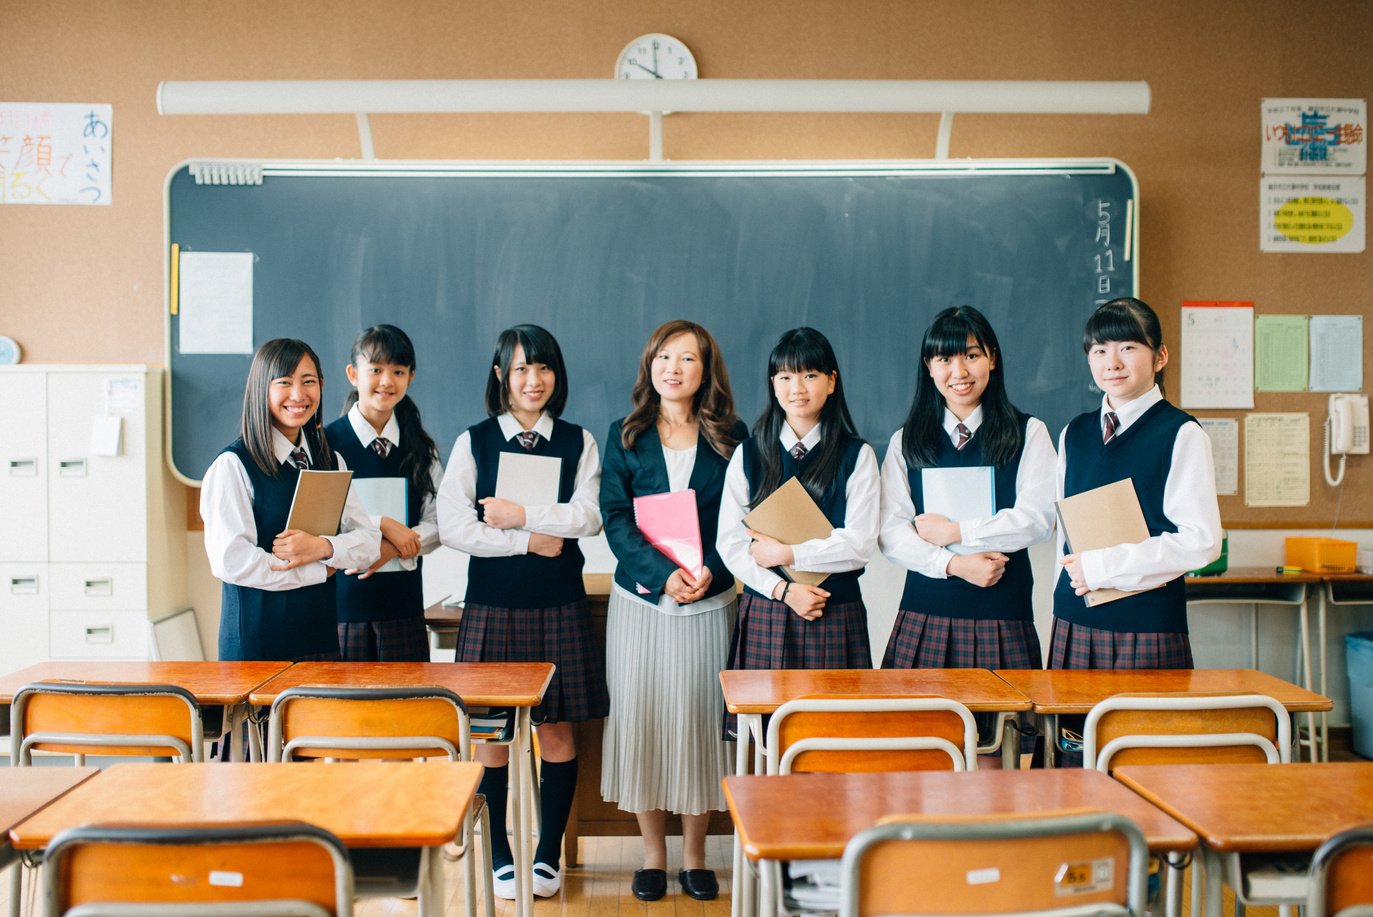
[1102,384,1162,434]
[497,411,554,443]
[271,428,312,466]
[780,422,823,453]
[941,405,984,440]
[347,404,400,450]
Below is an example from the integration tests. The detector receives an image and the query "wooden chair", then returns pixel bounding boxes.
[839,809,1149,917]
[1308,825,1373,917]
[39,821,353,917]
[265,685,493,917]
[10,681,204,765]
[764,694,979,775]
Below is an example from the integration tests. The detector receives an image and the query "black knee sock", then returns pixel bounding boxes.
[534,757,579,869]
[478,764,513,870]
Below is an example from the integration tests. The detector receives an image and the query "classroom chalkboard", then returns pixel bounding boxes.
[166,160,1137,484]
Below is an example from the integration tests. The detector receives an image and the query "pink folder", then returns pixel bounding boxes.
[633,489,704,580]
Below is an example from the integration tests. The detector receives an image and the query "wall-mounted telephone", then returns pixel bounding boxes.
[1324,393,1369,486]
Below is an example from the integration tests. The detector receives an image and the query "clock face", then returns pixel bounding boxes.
[615,34,698,80]
[0,335,19,365]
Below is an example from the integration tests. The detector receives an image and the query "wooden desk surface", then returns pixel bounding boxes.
[720,668,1032,714]
[993,668,1332,715]
[247,661,554,707]
[1114,762,1373,854]
[723,769,1197,861]
[10,761,482,851]
[1186,567,1321,586]
[0,661,293,705]
[0,767,99,834]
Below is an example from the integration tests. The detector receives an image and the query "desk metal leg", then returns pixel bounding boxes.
[418,845,445,917]
[1318,586,1330,761]
[758,858,779,917]
[1204,847,1223,917]
[1040,713,1058,768]
[999,713,1018,769]
[510,708,534,917]
[1162,852,1184,917]
[732,713,763,917]
[1298,599,1322,762]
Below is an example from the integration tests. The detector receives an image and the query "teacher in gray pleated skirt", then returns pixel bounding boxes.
[600,320,745,903]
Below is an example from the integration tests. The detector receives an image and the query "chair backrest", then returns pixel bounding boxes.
[1083,692,1291,771]
[765,694,978,775]
[11,682,203,764]
[266,685,468,762]
[1309,824,1373,917]
[41,821,353,917]
[839,809,1148,917]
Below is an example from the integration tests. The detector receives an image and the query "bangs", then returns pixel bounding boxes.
[920,313,986,360]
[768,327,838,376]
[262,339,318,379]
[1083,299,1157,351]
[354,324,415,368]
[511,326,562,369]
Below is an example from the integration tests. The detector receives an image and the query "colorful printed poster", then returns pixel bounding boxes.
[1262,99,1366,175]
[0,102,112,205]
[1260,176,1365,253]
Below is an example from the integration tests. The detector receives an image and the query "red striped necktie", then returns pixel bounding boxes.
[1103,411,1119,444]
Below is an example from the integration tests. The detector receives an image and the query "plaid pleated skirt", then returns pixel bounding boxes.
[456,600,610,724]
[881,612,1042,670]
[727,593,873,671]
[338,618,430,662]
[1047,617,1193,670]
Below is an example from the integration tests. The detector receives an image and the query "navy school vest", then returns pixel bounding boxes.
[217,439,339,660]
[899,413,1034,621]
[1052,400,1194,634]
[464,416,588,608]
[324,416,425,624]
[740,433,865,603]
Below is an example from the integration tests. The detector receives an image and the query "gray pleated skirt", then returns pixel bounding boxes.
[600,589,736,815]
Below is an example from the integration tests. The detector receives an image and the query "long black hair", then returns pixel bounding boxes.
[749,327,860,507]
[341,324,440,505]
[239,338,335,477]
[1082,297,1168,395]
[484,324,569,418]
[902,306,1024,468]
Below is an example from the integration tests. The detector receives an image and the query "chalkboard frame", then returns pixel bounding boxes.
[164,159,1139,485]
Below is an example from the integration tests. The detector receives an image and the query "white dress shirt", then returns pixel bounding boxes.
[344,404,443,570]
[437,411,603,557]
[717,423,879,599]
[1056,386,1222,592]
[201,428,381,591]
[879,408,1057,579]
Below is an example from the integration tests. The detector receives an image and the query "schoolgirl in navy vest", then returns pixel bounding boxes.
[436,324,607,901]
[1054,298,1222,671]
[600,320,745,903]
[718,327,879,679]
[325,325,443,662]
[201,338,379,663]
[878,306,1056,676]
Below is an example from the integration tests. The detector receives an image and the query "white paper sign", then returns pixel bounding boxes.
[1198,418,1239,496]
[0,102,113,205]
[1262,98,1367,175]
[178,251,255,354]
[1243,413,1310,507]
[1308,315,1363,392]
[1260,176,1365,254]
[1181,302,1254,409]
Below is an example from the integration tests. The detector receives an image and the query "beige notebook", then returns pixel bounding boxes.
[742,476,833,586]
[1055,477,1158,608]
[285,469,354,536]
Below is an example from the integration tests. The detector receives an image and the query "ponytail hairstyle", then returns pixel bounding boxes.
[1083,297,1167,395]
[620,319,742,460]
[750,327,860,507]
[902,305,1024,469]
[341,324,440,506]
[485,324,569,418]
[239,338,335,477]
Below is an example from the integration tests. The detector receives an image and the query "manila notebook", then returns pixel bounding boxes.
[742,476,832,586]
[285,469,354,536]
[1055,477,1159,608]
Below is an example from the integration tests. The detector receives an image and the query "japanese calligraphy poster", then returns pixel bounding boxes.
[1262,99,1366,174]
[1259,176,1365,253]
[0,102,112,205]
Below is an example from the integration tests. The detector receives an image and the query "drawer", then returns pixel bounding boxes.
[49,608,148,659]
[49,563,147,610]
[0,562,49,672]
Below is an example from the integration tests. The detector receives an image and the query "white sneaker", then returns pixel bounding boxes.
[532,862,562,898]
[491,865,517,900]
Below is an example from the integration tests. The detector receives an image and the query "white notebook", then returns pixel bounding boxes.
[920,465,995,555]
[495,451,562,507]
[350,477,407,574]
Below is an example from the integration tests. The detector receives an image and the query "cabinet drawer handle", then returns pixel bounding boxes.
[84,625,115,645]
[7,458,38,476]
[9,575,40,595]
[58,458,88,477]
[84,577,114,597]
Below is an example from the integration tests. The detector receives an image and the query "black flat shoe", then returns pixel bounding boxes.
[678,869,719,901]
[632,868,668,901]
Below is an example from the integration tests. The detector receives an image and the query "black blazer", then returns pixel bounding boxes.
[601,417,746,606]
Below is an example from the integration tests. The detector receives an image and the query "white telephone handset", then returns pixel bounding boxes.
[1324,393,1370,486]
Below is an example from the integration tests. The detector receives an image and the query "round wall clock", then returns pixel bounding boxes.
[615,34,698,80]
[0,335,20,365]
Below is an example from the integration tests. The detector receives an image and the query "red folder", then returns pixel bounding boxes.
[633,489,704,579]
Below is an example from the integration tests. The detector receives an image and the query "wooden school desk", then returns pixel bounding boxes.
[0,660,292,762]
[0,767,97,870]
[720,667,1033,917]
[248,660,552,917]
[724,769,1198,917]
[1114,762,1373,917]
[1315,573,1373,760]
[994,667,1333,766]
[9,760,481,917]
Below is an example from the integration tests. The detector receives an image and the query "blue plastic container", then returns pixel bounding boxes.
[1347,631,1373,760]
